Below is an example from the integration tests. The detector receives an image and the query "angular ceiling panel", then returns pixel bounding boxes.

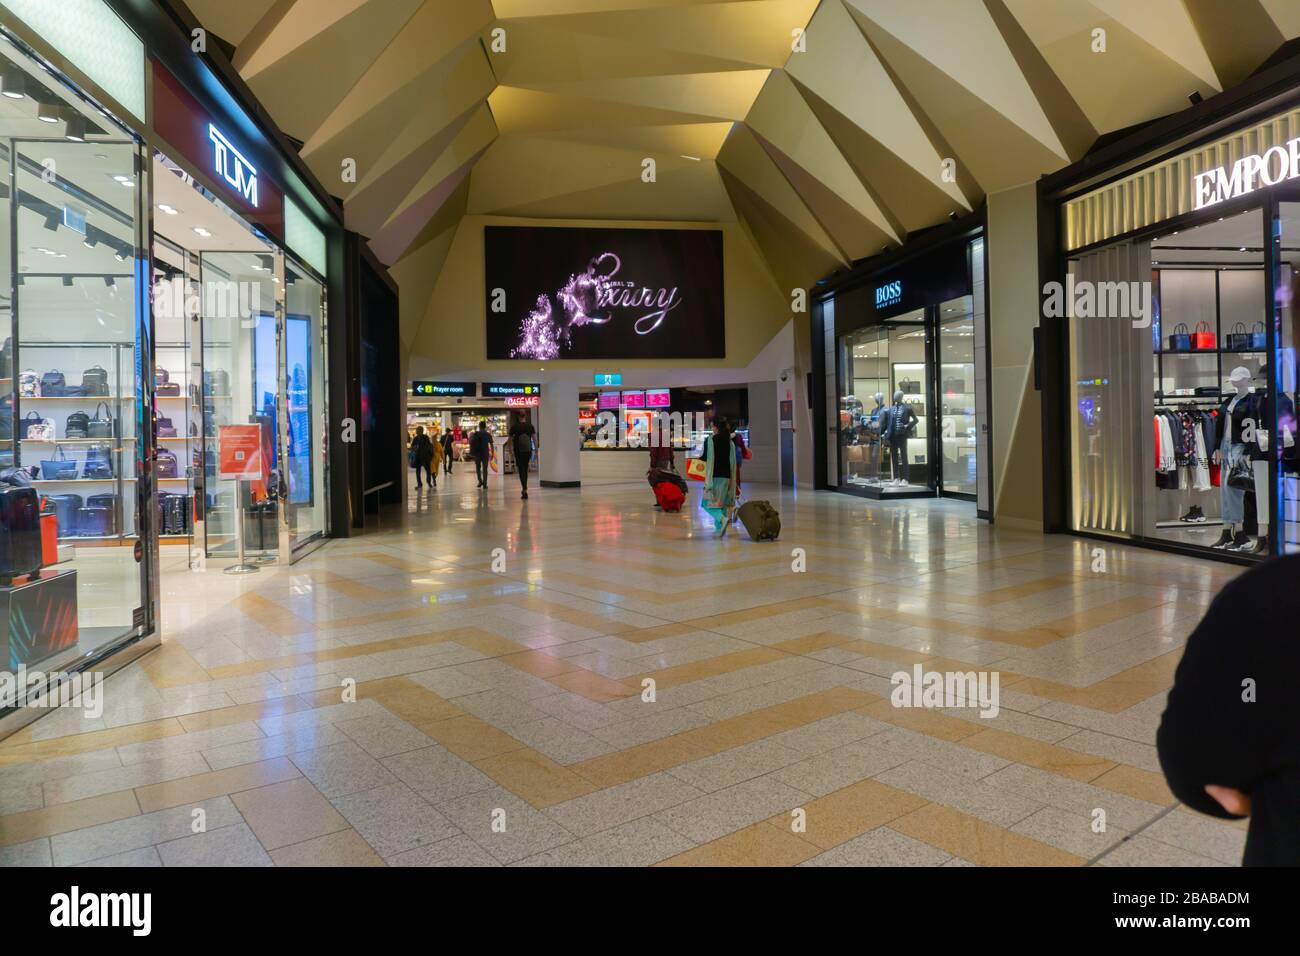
[187,0,1300,352]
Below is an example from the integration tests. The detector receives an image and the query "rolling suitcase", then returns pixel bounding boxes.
[647,467,687,493]
[653,481,685,512]
[736,499,781,541]
[47,493,82,537]
[0,487,43,580]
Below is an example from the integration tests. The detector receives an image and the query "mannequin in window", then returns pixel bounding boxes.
[886,389,918,485]
[867,392,886,482]
[1212,366,1259,551]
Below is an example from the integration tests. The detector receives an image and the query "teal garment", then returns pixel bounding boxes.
[701,435,737,530]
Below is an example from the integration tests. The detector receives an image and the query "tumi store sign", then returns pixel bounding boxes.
[151,62,285,241]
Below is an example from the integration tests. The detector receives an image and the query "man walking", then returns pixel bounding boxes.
[440,427,454,474]
[409,426,435,490]
[470,420,493,489]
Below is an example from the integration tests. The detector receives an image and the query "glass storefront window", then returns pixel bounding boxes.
[284,258,326,550]
[938,295,977,496]
[1274,202,1300,554]
[0,39,150,696]
[1069,207,1282,557]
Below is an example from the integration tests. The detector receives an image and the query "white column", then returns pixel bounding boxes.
[540,378,580,487]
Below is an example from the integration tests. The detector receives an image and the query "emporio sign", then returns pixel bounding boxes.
[1194,136,1300,210]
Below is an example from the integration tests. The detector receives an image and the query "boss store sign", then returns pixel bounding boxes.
[151,62,285,241]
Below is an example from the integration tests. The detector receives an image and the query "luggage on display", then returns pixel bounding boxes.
[653,481,685,512]
[0,466,32,487]
[203,369,230,396]
[39,512,57,565]
[162,493,191,535]
[19,369,40,397]
[86,493,117,534]
[39,447,77,480]
[155,366,170,385]
[898,379,921,395]
[87,402,114,438]
[21,411,55,441]
[156,414,177,438]
[76,506,113,537]
[1168,323,1191,351]
[81,365,109,396]
[736,499,781,541]
[1192,321,1216,350]
[47,493,82,534]
[156,381,181,396]
[156,447,180,479]
[65,410,90,439]
[0,486,42,579]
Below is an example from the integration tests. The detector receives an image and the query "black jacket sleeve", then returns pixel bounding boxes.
[1156,562,1282,819]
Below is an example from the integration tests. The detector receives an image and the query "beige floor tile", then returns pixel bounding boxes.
[269,827,387,866]
[658,822,820,867]
[472,748,597,808]
[230,778,349,851]
[889,803,1084,867]
[0,790,140,846]
[134,756,302,813]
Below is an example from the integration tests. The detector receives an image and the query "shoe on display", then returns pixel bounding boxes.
[1210,529,1235,549]
[1230,535,1267,554]
[1225,531,1251,551]
[1179,505,1206,523]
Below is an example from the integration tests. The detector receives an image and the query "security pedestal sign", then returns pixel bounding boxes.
[217,424,264,573]
[218,424,264,480]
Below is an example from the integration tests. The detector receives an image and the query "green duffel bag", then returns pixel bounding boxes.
[736,499,780,541]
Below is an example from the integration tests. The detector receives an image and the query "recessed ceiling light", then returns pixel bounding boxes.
[35,101,59,123]
[193,227,211,237]
[64,115,86,142]
[680,155,701,161]
[0,70,25,99]
[157,203,178,215]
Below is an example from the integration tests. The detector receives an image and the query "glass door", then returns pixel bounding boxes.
[282,257,327,551]
[199,250,276,560]
[938,295,977,497]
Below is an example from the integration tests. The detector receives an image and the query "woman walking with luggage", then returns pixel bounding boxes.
[701,419,738,537]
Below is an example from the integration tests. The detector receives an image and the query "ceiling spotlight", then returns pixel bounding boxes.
[64,115,86,142]
[157,203,178,215]
[113,251,126,262]
[35,101,60,124]
[0,69,25,99]
[193,226,211,238]
[1188,90,1203,105]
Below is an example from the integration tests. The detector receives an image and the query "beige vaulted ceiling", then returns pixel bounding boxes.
[186,0,1300,349]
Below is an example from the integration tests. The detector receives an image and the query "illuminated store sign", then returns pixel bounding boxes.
[209,124,258,207]
[505,395,540,407]
[594,372,622,386]
[875,279,902,309]
[1194,137,1300,209]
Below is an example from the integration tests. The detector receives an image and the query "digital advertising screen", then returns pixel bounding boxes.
[485,226,724,360]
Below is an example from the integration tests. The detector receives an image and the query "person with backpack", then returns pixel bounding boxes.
[701,419,738,537]
[469,420,494,489]
[507,415,537,499]
[408,426,435,490]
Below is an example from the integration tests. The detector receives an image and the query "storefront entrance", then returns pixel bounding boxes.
[151,153,329,567]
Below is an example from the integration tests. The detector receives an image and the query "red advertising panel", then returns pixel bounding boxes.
[621,390,645,408]
[218,424,265,480]
[596,391,621,410]
[646,388,670,408]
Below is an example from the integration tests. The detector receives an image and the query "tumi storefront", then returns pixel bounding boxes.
[811,215,991,512]
[1039,55,1300,563]
[0,0,346,734]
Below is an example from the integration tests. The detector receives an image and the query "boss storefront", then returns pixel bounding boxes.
[0,0,350,734]
[811,216,991,511]
[1039,52,1300,562]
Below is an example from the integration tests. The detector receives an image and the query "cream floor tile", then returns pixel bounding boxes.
[229,779,349,852]
[269,828,386,867]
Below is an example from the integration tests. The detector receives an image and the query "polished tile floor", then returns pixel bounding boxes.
[0,470,1249,866]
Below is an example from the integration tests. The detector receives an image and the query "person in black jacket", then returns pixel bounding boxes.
[469,420,493,488]
[440,428,454,474]
[409,426,435,490]
[1157,555,1300,865]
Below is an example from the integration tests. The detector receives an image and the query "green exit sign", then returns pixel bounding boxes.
[594,373,622,386]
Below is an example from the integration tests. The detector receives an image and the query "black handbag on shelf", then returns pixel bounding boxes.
[83,442,113,480]
[1167,323,1191,351]
[40,370,67,396]
[1225,323,1250,351]
[39,446,77,481]
[64,410,90,439]
[87,402,114,439]
[81,365,109,397]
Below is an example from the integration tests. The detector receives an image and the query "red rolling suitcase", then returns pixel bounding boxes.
[654,481,685,512]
